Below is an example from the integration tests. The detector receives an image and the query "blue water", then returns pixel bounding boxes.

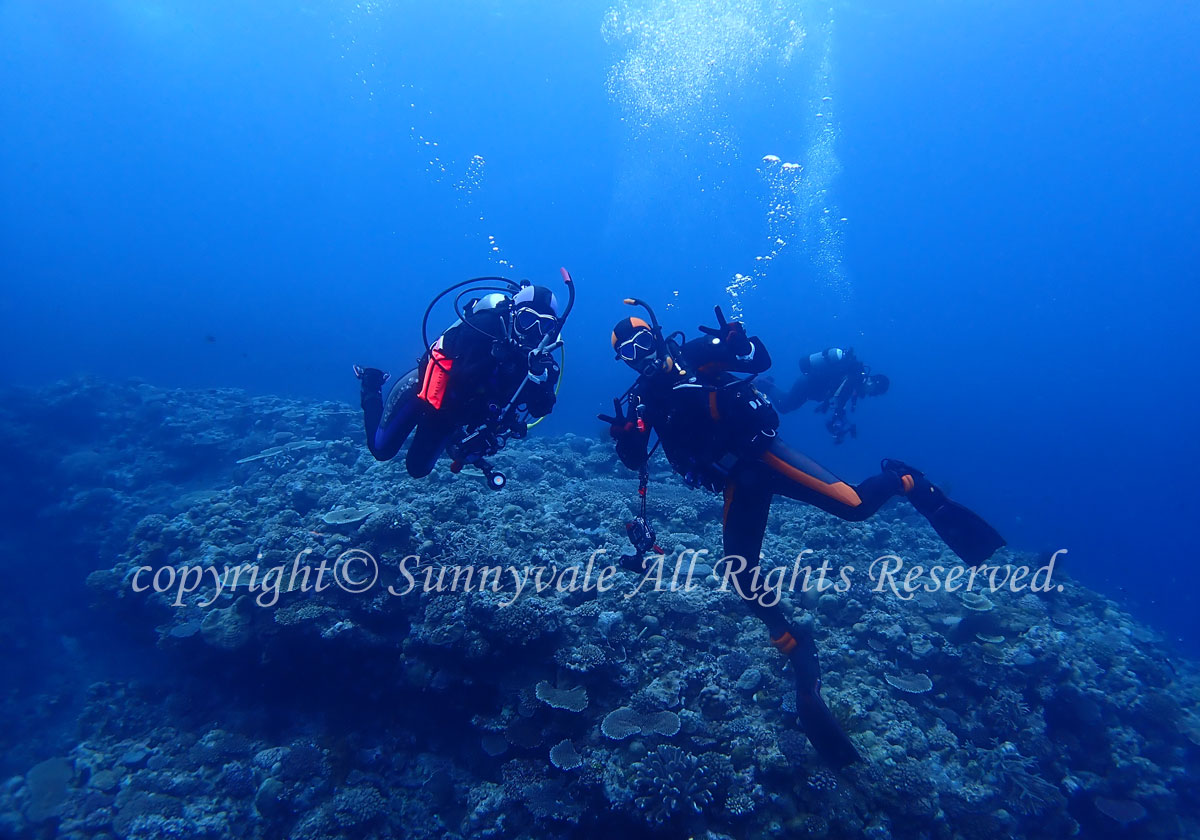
[10,0,1198,656]
[6,5,1200,837]
[2,0,1197,658]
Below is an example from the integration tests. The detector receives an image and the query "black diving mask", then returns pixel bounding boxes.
[513,306,558,343]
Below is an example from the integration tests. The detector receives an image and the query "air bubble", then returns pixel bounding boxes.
[603,0,806,141]
[726,7,849,312]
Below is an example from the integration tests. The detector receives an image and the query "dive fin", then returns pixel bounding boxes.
[796,687,860,769]
[909,482,1005,564]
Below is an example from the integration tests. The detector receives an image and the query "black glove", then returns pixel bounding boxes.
[353,365,390,391]
[598,397,640,441]
[529,352,554,378]
[698,305,752,357]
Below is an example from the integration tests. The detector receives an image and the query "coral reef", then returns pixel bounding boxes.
[1,378,1199,840]
[630,745,718,825]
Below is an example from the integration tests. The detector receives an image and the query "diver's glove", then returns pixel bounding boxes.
[600,398,651,470]
[698,305,753,357]
[528,352,555,379]
[353,366,390,411]
[598,398,640,441]
[353,365,390,391]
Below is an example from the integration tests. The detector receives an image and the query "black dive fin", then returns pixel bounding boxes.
[796,689,860,769]
[910,486,1005,564]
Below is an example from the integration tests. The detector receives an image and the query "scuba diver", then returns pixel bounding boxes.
[355,270,575,490]
[600,300,1004,768]
[759,347,890,444]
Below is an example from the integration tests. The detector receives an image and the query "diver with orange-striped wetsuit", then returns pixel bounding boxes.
[356,273,573,490]
[600,300,1004,768]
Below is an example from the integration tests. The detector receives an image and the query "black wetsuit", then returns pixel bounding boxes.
[614,333,904,766]
[361,306,558,478]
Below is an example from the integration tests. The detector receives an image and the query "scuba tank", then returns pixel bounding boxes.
[466,292,509,317]
[800,347,850,376]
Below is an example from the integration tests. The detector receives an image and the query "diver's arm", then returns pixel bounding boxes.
[688,306,773,376]
[683,333,772,377]
[522,359,560,419]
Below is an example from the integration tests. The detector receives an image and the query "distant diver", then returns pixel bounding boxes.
[355,270,575,489]
[600,300,1004,768]
[759,347,889,444]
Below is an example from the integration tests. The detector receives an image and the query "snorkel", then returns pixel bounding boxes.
[621,297,675,376]
[622,296,661,334]
[558,267,576,335]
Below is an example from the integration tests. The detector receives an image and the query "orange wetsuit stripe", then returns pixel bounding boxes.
[761,451,863,507]
[901,474,915,493]
[771,632,798,655]
[723,483,735,525]
[709,391,721,421]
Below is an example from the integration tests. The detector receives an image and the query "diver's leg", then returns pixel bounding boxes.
[365,368,420,461]
[359,368,388,436]
[776,378,813,414]
[722,466,859,767]
[404,413,459,478]
[758,443,1003,560]
[758,439,902,521]
[720,469,777,629]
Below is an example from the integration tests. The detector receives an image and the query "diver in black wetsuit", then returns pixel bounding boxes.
[600,301,1004,768]
[759,347,890,444]
[356,278,570,488]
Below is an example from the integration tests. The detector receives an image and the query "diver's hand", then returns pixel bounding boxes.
[698,306,752,356]
[722,322,753,357]
[353,365,390,390]
[598,398,639,440]
[605,418,640,441]
[528,352,554,378]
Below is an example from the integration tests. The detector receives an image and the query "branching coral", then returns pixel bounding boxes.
[986,745,1063,816]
